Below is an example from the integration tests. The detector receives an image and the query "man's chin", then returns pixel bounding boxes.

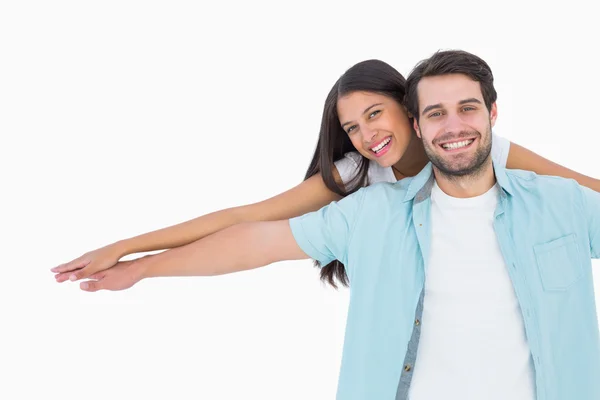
[432,159,483,177]
[424,141,492,178]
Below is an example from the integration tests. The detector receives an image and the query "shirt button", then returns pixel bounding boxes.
[415,319,420,326]
[404,364,412,372]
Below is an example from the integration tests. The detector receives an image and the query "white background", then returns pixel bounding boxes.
[1,1,599,399]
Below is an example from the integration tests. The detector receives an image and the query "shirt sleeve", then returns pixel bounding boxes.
[581,186,600,259]
[334,152,361,188]
[288,188,366,266]
[491,132,511,168]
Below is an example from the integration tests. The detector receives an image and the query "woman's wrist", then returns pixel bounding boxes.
[112,239,132,259]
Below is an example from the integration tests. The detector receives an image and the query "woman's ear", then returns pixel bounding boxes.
[403,105,414,119]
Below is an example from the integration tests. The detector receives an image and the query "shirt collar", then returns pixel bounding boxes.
[402,161,515,204]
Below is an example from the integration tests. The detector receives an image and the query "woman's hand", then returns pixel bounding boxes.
[51,243,125,283]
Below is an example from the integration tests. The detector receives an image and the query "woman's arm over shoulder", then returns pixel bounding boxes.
[506,141,600,193]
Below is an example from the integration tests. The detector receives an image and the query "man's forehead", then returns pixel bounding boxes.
[417,74,483,105]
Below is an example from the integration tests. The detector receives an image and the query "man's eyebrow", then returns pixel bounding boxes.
[421,98,483,116]
[421,103,442,116]
[459,98,482,105]
[341,103,384,128]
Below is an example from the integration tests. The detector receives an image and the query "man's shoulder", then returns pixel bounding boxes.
[360,174,413,196]
[342,177,413,215]
[503,168,582,196]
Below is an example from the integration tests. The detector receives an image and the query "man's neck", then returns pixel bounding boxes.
[433,160,496,198]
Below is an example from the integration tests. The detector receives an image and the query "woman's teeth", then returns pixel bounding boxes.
[442,139,474,150]
[371,137,391,153]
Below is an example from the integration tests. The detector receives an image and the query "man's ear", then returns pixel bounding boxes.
[489,102,498,127]
[413,118,421,138]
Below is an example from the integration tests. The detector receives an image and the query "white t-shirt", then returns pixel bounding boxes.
[407,181,536,400]
[334,132,510,186]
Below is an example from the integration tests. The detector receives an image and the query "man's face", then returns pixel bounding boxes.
[413,73,497,177]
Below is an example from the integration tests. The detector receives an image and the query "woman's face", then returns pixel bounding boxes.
[337,91,414,168]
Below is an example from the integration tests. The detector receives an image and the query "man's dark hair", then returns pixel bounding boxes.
[405,50,497,122]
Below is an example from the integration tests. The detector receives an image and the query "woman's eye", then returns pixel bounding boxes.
[347,125,357,134]
[369,110,381,118]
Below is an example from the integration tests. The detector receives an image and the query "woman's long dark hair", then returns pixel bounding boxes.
[303,59,407,288]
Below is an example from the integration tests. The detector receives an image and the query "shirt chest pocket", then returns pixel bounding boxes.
[533,233,583,291]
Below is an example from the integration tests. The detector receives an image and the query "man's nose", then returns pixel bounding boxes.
[443,112,464,132]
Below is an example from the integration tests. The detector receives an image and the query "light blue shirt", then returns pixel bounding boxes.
[289,163,600,400]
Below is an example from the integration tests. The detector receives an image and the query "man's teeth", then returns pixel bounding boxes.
[442,139,474,150]
[371,137,391,153]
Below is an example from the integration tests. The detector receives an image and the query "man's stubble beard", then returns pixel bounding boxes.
[421,123,493,183]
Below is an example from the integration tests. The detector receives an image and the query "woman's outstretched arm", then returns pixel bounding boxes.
[506,142,600,192]
[116,172,341,255]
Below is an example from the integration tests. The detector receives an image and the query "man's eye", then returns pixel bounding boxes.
[428,112,442,118]
[463,106,475,111]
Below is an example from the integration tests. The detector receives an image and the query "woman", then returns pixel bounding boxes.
[51,59,600,288]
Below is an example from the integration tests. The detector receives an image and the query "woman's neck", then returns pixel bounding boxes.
[392,133,429,179]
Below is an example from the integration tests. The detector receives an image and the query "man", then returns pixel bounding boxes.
[64,50,600,399]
